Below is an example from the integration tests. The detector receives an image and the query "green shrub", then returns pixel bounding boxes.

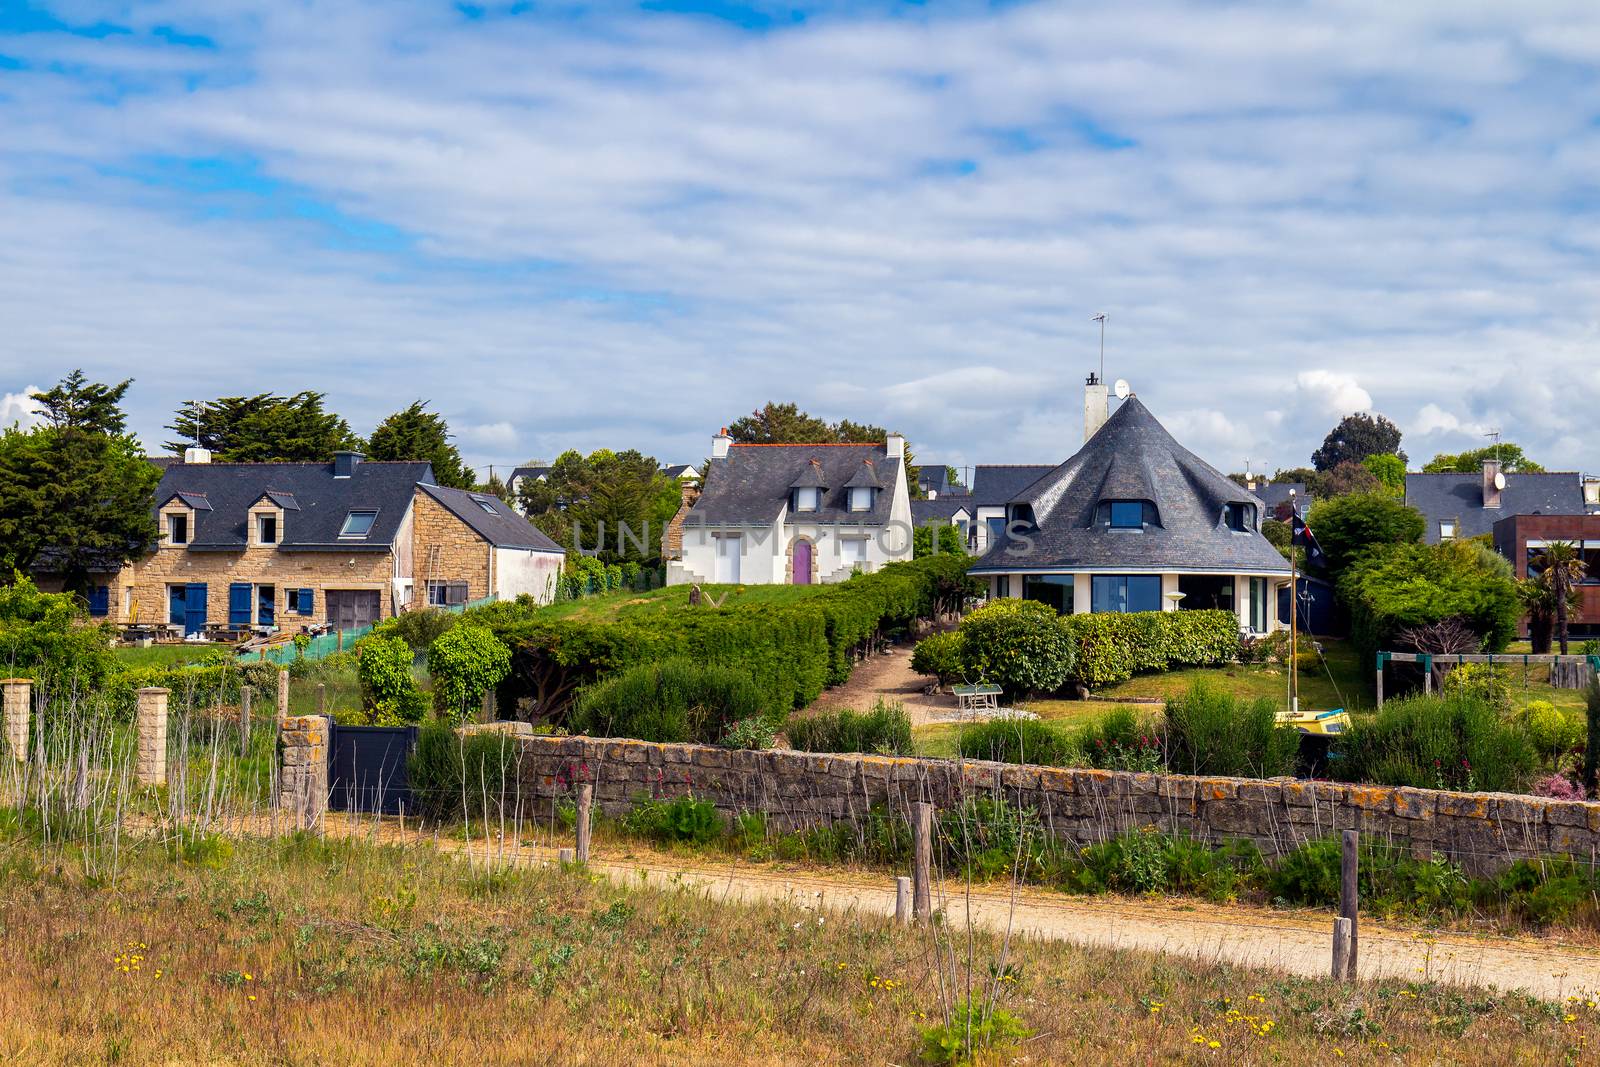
[1441,663,1512,713]
[1062,610,1237,688]
[957,717,1079,767]
[1052,828,1263,902]
[957,599,1074,697]
[1333,693,1536,793]
[384,608,457,652]
[623,793,722,845]
[909,631,964,686]
[1163,679,1298,778]
[723,716,777,750]
[427,625,512,722]
[1339,540,1520,660]
[937,795,1048,882]
[101,660,280,720]
[406,724,520,821]
[570,657,766,745]
[920,998,1030,1066]
[0,576,116,691]
[786,700,913,755]
[353,634,427,725]
[1518,700,1584,761]
[1269,836,1473,919]
[1078,706,1163,772]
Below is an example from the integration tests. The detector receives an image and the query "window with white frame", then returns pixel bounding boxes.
[840,537,869,566]
[794,487,821,512]
[256,513,278,545]
[167,513,188,545]
[848,486,874,512]
[1439,521,1455,541]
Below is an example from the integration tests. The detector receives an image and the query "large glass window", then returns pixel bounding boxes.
[1022,575,1074,614]
[1108,502,1144,529]
[1584,542,1600,585]
[1090,574,1161,613]
[1249,577,1267,633]
[985,516,1007,548]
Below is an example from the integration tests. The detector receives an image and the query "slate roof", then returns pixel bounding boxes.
[416,483,564,552]
[1250,481,1307,512]
[509,465,550,485]
[155,459,434,552]
[970,397,1290,574]
[686,443,897,527]
[912,497,973,524]
[662,463,698,480]
[968,465,1056,506]
[1405,472,1591,543]
[917,465,954,495]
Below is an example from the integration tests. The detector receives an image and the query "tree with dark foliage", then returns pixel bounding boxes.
[1311,412,1406,472]
[166,392,362,462]
[366,401,473,488]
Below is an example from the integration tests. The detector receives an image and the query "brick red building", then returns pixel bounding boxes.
[1493,513,1600,638]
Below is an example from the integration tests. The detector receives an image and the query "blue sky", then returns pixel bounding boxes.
[2,0,1599,479]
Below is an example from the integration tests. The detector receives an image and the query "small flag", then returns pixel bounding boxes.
[1291,513,1327,570]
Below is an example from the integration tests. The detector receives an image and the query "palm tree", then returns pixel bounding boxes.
[1531,540,1587,654]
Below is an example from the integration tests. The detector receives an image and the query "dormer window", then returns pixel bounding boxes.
[339,510,378,538]
[848,486,875,512]
[168,514,188,545]
[1108,501,1144,529]
[793,487,821,513]
[1224,502,1254,532]
[257,514,278,545]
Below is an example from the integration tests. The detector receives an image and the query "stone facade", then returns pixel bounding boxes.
[135,687,169,786]
[1,678,30,761]
[517,736,1600,877]
[277,715,330,830]
[410,490,491,606]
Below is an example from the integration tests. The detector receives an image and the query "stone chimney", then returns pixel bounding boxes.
[711,428,732,459]
[333,450,364,478]
[1482,458,1502,509]
[183,446,212,464]
[1084,373,1109,444]
[886,432,905,459]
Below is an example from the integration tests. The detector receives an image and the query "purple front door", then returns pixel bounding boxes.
[792,540,813,584]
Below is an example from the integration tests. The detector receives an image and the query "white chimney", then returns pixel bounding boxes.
[1585,476,1600,507]
[886,432,905,459]
[183,446,212,464]
[1083,373,1109,443]
[711,427,733,459]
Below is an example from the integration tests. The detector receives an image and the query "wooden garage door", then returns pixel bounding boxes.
[325,589,381,631]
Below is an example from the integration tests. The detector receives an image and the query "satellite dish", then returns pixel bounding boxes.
[1113,379,1131,400]
[1494,471,1507,490]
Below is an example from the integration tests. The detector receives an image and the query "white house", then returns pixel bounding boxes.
[666,429,914,585]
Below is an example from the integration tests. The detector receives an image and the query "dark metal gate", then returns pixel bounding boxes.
[327,723,418,814]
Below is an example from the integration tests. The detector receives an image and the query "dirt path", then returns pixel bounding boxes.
[802,644,955,725]
[311,813,1600,1002]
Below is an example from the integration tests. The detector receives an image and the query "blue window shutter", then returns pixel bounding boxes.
[87,585,109,617]
[297,588,314,614]
[229,583,253,627]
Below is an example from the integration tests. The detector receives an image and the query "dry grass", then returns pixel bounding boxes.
[1,828,1597,1066]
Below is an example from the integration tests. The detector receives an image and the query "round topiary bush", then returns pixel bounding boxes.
[956,599,1074,697]
[354,633,427,725]
[910,631,964,686]
[427,625,512,722]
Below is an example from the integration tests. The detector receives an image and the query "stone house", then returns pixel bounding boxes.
[666,429,914,585]
[52,450,564,636]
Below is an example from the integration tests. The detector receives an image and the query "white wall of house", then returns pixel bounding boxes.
[493,547,565,604]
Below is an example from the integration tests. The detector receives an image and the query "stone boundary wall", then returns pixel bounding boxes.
[517,736,1600,877]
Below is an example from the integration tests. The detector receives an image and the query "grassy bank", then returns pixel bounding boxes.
[0,829,1593,1065]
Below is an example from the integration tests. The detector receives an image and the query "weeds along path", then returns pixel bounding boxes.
[311,813,1600,1002]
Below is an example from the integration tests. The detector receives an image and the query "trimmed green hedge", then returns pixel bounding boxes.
[101,661,282,720]
[486,554,978,722]
[1062,609,1238,688]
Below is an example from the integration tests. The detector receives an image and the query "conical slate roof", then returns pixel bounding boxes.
[843,459,882,489]
[789,459,830,490]
[970,397,1290,574]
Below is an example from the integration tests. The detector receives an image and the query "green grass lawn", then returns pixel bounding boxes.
[111,643,235,668]
[532,582,829,623]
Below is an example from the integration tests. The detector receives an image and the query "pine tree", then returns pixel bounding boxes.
[165,392,361,462]
[366,401,473,488]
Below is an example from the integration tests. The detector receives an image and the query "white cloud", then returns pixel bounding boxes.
[0,1,1597,475]
[0,388,45,431]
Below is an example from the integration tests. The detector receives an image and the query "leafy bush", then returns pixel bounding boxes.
[1268,836,1473,919]
[103,660,279,720]
[1339,540,1521,660]
[1164,679,1298,778]
[353,633,427,725]
[909,631,964,686]
[786,700,913,754]
[570,657,767,745]
[1518,700,1584,762]
[406,724,521,821]
[1055,828,1264,901]
[1441,663,1512,713]
[1062,610,1237,688]
[723,716,776,750]
[957,599,1074,697]
[427,625,512,722]
[920,999,1031,1066]
[1078,706,1163,772]
[0,576,116,691]
[957,716,1079,767]
[938,795,1049,881]
[384,608,457,652]
[623,793,722,845]
[489,553,977,721]
[1304,491,1425,579]
[1333,693,1535,793]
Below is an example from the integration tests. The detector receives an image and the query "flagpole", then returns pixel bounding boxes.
[1290,488,1299,714]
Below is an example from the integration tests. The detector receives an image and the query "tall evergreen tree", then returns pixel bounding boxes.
[1311,412,1406,472]
[366,401,473,488]
[165,392,361,462]
[0,370,160,593]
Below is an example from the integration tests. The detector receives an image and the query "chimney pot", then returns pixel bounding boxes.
[183,446,212,465]
[711,429,733,459]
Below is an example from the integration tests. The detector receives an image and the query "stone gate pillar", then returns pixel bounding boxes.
[1,678,30,762]
[277,715,329,831]
[135,687,170,787]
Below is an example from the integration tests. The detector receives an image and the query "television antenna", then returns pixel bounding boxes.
[1091,312,1107,382]
[1484,427,1502,467]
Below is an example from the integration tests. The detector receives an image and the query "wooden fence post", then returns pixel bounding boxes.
[239,687,252,758]
[1331,917,1352,980]
[1340,829,1359,980]
[895,876,911,925]
[558,847,575,865]
[911,802,933,922]
[576,783,593,863]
